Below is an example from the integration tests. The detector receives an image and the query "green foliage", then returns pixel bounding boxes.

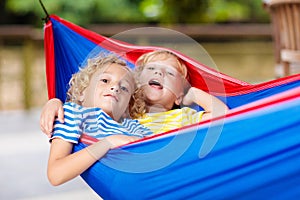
[204,0,269,23]
[139,0,163,21]
[205,0,248,22]
[5,0,270,26]
[6,0,146,26]
[159,0,208,24]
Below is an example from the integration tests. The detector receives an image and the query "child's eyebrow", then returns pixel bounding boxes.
[96,73,111,80]
[146,63,180,74]
[121,78,130,84]
[146,62,177,69]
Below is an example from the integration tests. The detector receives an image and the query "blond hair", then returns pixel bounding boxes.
[135,50,188,80]
[67,54,146,119]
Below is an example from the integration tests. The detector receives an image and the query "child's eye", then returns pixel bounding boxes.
[165,69,176,76]
[147,66,155,70]
[167,71,175,76]
[100,78,108,83]
[120,86,129,92]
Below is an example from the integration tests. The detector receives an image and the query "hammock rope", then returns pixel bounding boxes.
[39,0,50,23]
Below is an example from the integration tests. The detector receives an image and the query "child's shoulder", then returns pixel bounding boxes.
[169,107,198,114]
[63,102,105,115]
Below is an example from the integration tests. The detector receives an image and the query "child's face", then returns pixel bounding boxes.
[138,56,185,111]
[82,63,135,121]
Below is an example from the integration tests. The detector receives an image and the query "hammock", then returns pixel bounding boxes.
[43,15,300,199]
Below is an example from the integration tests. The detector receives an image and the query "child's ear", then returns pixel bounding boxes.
[78,90,86,103]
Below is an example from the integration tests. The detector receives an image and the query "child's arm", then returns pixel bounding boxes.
[40,98,64,137]
[182,87,229,119]
[47,135,140,186]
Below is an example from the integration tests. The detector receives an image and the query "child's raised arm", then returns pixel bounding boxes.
[40,98,64,137]
[182,87,229,120]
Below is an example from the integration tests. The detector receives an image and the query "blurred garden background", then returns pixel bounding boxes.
[0,0,277,111]
[0,0,291,199]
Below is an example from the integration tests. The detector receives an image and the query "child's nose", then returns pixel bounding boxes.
[110,85,119,93]
[154,70,164,76]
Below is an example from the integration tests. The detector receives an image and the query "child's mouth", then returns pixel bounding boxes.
[149,80,163,89]
[104,94,118,102]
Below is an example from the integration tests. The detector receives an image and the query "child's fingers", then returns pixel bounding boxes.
[39,98,64,137]
[105,135,140,148]
[57,107,65,123]
[46,118,54,135]
[39,114,47,132]
[40,112,55,137]
[40,124,48,136]
[40,117,51,137]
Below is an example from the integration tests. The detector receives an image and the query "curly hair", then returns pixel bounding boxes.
[67,54,146,119]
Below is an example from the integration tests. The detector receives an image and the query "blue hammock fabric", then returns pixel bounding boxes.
[73,89,300,200]
[44,15,300,199]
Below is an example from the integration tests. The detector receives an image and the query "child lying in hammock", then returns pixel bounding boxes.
[47,54,152,186]
[134,50,229,133]
[40,50,228,136]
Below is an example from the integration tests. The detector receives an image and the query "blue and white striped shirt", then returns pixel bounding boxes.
[51,102,152,143]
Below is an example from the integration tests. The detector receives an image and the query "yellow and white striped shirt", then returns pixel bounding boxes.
[138,107,204,134]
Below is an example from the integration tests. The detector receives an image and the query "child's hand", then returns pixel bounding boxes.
[40,98,64,137]
[183,87,229,119]
[85,135,141,161]
[182,87,196,105]
[104,135,141,149]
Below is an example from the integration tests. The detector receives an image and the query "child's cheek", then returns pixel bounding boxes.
[138,73,148,86]
[165,79,184,96]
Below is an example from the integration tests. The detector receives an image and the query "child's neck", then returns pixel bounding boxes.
[146,104,169,113]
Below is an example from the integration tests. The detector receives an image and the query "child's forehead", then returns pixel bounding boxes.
[148,53,178,64]
[145,61,178,71]
[97,64,133,78]
[149,53,177,62]
[146,59,181,73]
[101,63,130,73]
